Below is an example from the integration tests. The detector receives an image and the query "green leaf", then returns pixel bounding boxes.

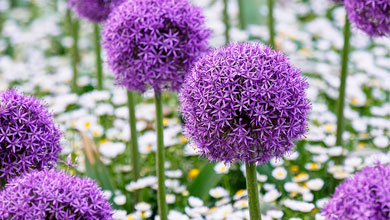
[188,162,223,200]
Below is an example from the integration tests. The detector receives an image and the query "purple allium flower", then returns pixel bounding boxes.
[322,164,390,220]
[345,0,390,37]
[68,0,125,23]
[102,0,211,93]
[0,89,61,183]
[180,42,310,164]
[0,169,114,219]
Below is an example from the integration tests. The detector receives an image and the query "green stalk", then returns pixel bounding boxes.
[53,0,58,11]
[245,162,262,220]
[154,92,168,220]
[335,17,351,147]
[223,0,230,44]
[127,91,141,203]
[66,9,80,93]
[237,0,246,29]
[0,178,5,188]
[267,0,275,48]
[94,23,104,90]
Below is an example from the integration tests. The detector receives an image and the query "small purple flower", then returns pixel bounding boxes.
[180,42,310,164]
[0,90,62,183]
[102,0,211,93]
[322,164,390,220]
[0,169,114,219]
[68,0,125,23]
[345,0,390,37]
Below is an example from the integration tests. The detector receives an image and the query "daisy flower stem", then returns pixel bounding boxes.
[245,162,262,220]
[127,91,141,204]
[268,0,275,48]
[154,92,168,220]
[336,17,351,147]
[94,23,103,90]
[66,9,80,93]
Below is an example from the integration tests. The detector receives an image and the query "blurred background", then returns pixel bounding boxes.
[0,0,389,219]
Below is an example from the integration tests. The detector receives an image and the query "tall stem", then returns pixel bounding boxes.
[335,17,351,146]
[238,0,246,29]
[0,178,5,189]
[267,0,275,48]
[66,9,80,93]
[94,23,104,90]
[127,91,140,203]
[223,0,230,44]
[245,162,262,220]
[154,92,168,220]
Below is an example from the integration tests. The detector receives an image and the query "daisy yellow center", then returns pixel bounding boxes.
[351,97,359,106]
[163,118,169,126]
[235,189,245,196]
[84,121,91,128]
[188,168,200,179]
[290,165,299,172]
[180,136,188,143]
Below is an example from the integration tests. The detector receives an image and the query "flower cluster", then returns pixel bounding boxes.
[180,42,310,164]
[0,169,114,219]
[0,90,61,183]
[322,164,390,220]
[345,0,390,37]
[68,0,125,23]
[102,0,211,93]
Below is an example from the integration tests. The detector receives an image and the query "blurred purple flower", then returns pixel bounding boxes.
[68,0,124,23]
[102,0,211,93]
[345,0,390,37]
[0,90,61,183]
[0,169,114,219]
[322,163,390,220]
[180,42,310,164]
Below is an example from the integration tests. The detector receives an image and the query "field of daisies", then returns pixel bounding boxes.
[0,0,389,219]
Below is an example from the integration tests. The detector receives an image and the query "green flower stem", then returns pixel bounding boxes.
[238,0,246,29]
[127,91,141,203]
[66,9,80,93]
[0,178,5,188]
[94,23,104,90]
[267,0,275,48]
[154,92,168,220]
[336,17,351,147]
[245,161,262,220]
[223,0,230,44]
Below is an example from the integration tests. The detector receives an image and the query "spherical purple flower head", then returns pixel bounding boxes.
[345,0,390,37]
[68,0,125,23]
[102,0,211,94]
[180,42,310,164]
[0,169,114,219]
[0,90,61,183]
[322,164,390,220]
